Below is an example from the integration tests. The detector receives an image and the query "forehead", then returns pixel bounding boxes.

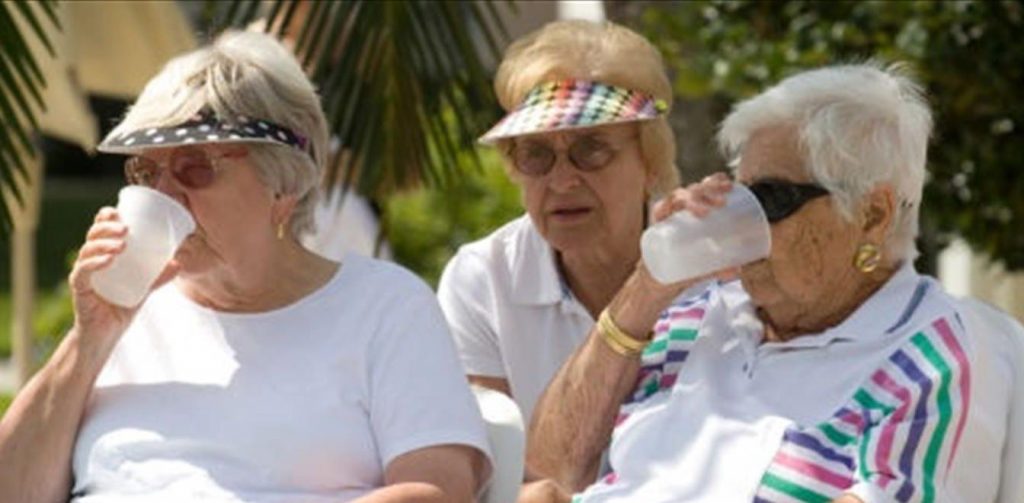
[735,125,810,183]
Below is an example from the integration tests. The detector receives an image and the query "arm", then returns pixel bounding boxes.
[526,267,682,490]
[527,175,734,491]
[0,208,175,502]
[352,445,487,503]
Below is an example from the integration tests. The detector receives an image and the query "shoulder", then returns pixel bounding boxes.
[340,254,436,305]
[439,215,533,289]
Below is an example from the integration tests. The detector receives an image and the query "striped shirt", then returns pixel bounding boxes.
[574,265,1005,502]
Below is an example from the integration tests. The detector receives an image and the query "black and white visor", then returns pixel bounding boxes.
[97,110,310,157]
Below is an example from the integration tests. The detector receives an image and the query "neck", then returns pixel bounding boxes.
[179,238,338,313]
[559,237,641,319]
[760,263,899,343]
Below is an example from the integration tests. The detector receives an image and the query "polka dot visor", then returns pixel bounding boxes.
[98,110,310,156]
[478,79,668,145]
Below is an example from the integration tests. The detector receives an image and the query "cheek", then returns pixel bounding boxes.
[768,221,849,298]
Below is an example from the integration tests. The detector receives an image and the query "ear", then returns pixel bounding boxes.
[271,192,299,228]
[860,184,896,243]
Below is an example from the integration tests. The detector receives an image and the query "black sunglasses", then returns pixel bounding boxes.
[508,135,624,177]
[747,180,830,223]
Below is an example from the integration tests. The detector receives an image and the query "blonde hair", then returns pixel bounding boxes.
[493,20,679,197]
[103,30,329,237]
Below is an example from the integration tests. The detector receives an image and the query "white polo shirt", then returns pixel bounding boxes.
[437,215,594,422]
[575,265,1010,502]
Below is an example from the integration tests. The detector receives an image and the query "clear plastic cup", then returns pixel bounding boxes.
[641,184,771,284]
[90,186,195,307]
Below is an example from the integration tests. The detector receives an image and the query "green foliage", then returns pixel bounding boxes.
[635,0,1024,270]
[0,283,73,361]
[0,0,59,232]
[0,392,11,416]
[384,148,522,286]
[212,0,509,199]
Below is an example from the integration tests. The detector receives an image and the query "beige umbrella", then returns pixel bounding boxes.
[3,0,196,388]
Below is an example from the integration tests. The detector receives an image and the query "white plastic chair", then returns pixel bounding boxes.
[958,297,1024,502]
[472,385,526,503]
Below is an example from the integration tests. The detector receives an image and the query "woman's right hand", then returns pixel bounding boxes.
[651,171,733,223]
[68,207,177,347]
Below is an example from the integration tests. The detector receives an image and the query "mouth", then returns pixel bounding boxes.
[548,206,593,222]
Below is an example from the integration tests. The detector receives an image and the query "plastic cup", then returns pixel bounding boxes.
[641,184,772,284]
[90,186,195,307]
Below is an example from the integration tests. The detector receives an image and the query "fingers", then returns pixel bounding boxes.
[651,172,734,222]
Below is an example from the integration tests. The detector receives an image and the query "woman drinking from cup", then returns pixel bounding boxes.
[525,63,1009,502]
[0,31,490,502]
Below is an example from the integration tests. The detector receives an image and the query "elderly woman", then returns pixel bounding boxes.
[0,31,489,502]
[527,63,1008,502]
[437,20,679,425]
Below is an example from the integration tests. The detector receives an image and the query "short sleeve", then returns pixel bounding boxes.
[437,248,506,378]
[367,286,492,468]
[843,316,973,503]
[614,293,711,425]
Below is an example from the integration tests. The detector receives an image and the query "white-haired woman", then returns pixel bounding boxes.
[437,19,680,428]
[0,31,489,503]
[526,63,1008,502]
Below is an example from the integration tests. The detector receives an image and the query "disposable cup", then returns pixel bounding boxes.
[90,186,195,307]
[641,184,771,284]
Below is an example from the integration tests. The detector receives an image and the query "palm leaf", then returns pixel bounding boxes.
[212,0,510,198]
[0,0,59,232]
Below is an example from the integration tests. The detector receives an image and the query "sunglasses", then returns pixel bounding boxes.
[747,180,830,223]
[124,148,244,190]
[508,135,628,177]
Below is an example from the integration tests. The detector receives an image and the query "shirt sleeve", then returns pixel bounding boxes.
[436,247,506,378]
[614,290,713,424]
[367,284,492,469]
[844,315,974,503]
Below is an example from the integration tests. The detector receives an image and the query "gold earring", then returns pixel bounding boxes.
[276,222,285,240]
[853,243,881,273]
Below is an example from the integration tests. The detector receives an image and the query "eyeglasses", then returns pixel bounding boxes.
[124,148,244,190]
[508,135,628,177]
[747,180,830,223]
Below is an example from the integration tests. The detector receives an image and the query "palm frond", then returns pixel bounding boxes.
[0,0,59,232]
[213,0,509,198]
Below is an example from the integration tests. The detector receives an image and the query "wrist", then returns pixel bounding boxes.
[606,264,682,338]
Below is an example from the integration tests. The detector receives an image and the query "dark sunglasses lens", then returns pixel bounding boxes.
[568,138,614,171]
[749,182,829,223]
[513,144,556,176]
[173,153,216,189]
[124,157,158,186]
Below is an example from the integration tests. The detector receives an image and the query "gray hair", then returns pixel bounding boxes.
[104,30,329,238]
[718,62,933,262]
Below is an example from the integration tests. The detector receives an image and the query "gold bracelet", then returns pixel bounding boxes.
[597,309,650,357]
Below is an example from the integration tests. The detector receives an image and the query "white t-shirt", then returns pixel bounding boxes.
[72,253,490,503]
[575,265,1009,502]
[437,215,594,421]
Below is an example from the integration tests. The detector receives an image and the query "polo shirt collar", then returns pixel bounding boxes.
[508,216,568,305]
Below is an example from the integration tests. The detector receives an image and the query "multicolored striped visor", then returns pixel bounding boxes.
[478,79,668,144]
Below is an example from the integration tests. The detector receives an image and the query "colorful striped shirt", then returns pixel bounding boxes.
[574,266,1001,503]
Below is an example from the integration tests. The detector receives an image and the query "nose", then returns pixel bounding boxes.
[545,153,582,192]
[150,164,188,206]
